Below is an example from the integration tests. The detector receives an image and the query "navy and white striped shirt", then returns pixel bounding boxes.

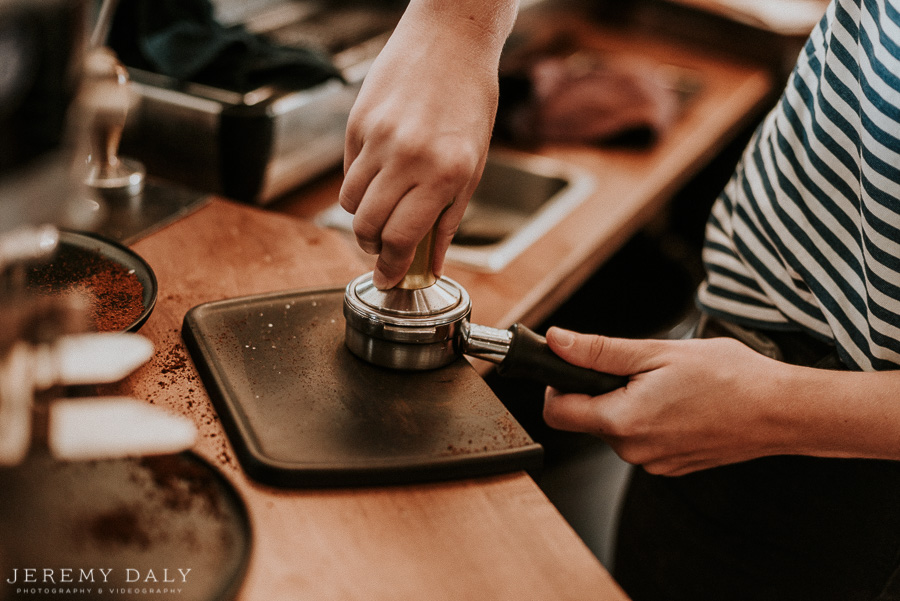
[698,0,900,371]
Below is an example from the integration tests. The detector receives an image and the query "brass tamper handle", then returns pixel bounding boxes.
[396,223,438,290]
[395,201,453,290]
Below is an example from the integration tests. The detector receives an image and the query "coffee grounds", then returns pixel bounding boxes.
[86,503,152,550]
[27,243,146,332]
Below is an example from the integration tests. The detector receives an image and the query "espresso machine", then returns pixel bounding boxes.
[0,0,91,467]
[0,0,194,464]
[0,5,255,595]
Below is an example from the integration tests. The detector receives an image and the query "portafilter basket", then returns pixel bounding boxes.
[343,223,627,396]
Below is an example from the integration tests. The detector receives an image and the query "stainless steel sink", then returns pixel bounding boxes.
[316,150,597,272]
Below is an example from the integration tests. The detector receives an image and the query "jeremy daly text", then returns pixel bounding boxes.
[6,568,191,584]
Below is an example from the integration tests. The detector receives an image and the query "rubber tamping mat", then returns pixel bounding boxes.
[0,451,250,601]
[182,288,543,487]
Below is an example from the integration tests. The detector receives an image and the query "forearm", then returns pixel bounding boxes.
[341,0,519,287]
[765,362,900,461]
[402,0,520,63]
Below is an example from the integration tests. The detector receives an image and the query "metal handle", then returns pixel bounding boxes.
[500,324,628,396]
[396,223,438,290]
[464,322,628,396]
[395,201,455,290]
[83,47,130,179]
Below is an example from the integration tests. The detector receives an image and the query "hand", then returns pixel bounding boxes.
[339,2,515,289]
[542,327,793,476]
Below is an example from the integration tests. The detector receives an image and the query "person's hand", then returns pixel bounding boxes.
[542,327,793,476]
[339,2,515,289]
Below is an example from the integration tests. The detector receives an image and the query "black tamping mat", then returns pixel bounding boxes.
[182,288,543,487]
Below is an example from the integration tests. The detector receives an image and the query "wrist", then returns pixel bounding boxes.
[402,0,518,63]
[752,360,816,455]
[758,363,900,461]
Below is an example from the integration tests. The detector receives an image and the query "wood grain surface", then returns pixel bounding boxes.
[103,200,627,601]
[103,13,775,601]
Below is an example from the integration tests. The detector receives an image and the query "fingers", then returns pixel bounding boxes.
[642,456,717,477]
[542,387,722,477]
[341,145,410,257]
[339,145,378,218]
[339,144,477,289]
[345,171,405,256]
[431,196,468,277]
[542,387,608,435]
[545,326,666,375]
[541,327,654,435]
[372,188,447,288]
[433,159,482,277]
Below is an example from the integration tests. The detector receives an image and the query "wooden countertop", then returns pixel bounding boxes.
[112,199,627,601]
[106,15,775,601]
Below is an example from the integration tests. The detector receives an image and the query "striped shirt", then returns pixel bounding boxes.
[697,0,900,371]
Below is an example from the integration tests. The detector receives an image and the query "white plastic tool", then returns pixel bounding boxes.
[1,331,197,465]
[49,398,198,461]
[0,344,34,466]
[31,332,155,388]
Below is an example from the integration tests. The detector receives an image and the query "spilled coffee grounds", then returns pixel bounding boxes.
[27,243,146,332]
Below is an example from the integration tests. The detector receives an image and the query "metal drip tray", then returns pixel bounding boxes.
[182,288,542,487]
[317,150,596,272]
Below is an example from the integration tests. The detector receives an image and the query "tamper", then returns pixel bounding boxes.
[81,46,145,198]
[343,223,627,396]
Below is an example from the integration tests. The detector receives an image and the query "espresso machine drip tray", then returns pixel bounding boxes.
[182,288,543,487]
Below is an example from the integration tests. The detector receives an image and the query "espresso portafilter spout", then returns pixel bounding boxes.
[342,221,628,396]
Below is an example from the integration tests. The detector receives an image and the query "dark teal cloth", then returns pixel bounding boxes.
[107,0,342,93]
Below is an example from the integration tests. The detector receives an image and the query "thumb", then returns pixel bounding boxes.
[545,327,658,376]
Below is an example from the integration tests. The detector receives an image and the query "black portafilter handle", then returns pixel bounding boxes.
[461,322,628,396]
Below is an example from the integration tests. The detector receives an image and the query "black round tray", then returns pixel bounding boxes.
[25,230,158,332]
[0,451,251,601]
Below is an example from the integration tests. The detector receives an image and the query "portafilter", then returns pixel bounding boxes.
[343,223,627,396]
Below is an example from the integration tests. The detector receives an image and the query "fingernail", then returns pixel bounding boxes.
[549,327,575,348]
[372,272,390,290]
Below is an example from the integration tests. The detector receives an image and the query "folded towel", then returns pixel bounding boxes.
[107,0,342,93]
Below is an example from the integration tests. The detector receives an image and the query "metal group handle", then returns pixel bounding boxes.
[384,206,627,396]
[463,322,628,396]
